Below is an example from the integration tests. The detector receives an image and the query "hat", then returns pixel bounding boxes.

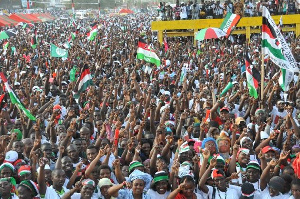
[235,117,245,125]
[261,146,276,154]
[13,159,25,167]
[220,107,229,112]
[255,109,264,116]
[211,169,225,179]
[178,163,194,179]
[98,178,113,188]
[153,171,169,183]
[241,182,255,198]
[201,137,217,149]
[32,86,43,92]
[53,104,62,110]
[19,180,39,196]
[18,165,31,177]
[4,151,18,164]
[129,161,144,173]
[216,155,225,165]
[82,179,96,187]
[237,148,250,158]
[246,161,260,171]
[269,176,285,193]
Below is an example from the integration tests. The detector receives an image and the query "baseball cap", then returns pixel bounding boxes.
[261,146,276,154]
[220,107,229,112]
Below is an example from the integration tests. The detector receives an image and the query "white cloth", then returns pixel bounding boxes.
[146,189,170,199]
[260,187,285,199]
[44,186,69,199]
[203,186,239,199]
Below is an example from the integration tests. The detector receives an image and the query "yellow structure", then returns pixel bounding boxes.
[151,15,300,45]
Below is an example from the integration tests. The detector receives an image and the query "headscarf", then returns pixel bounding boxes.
[19,180,39,196]
[128,170,152,190]
[240,137,252,147]
[0,177,17,193]
[0,163,15,173]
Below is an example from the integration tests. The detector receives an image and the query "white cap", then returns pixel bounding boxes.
[37,164,51,174]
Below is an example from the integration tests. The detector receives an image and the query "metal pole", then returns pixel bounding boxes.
[98,0,100,18]
[27,0,30,13]
[72,0,75,19]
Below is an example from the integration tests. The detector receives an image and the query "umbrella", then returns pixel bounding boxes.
[0,30,16,40]
[195,28,227,41]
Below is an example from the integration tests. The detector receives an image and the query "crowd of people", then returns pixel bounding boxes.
[157,0,300,20]
[0,7,299,199]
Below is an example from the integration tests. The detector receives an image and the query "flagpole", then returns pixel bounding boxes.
[72,0,75,20]
[261,50,264,108]
[98,0,101,19]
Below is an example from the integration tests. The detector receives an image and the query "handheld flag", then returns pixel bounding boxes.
[137,39,160,67]
[87,24,98,41]
[220,81,233,97]
[245,51,260,99]
[262,6,298,72]
[50,44,68,58]
[74,64,94,99]
[0,73,36,120]
[31,29,38,49]
[279,68,293,91]
[220,12,241,36]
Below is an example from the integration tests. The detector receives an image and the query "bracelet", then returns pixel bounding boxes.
[122,181,126,188]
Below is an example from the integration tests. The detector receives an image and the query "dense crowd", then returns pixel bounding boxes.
[0,8,299,199]
[157,0,300,20]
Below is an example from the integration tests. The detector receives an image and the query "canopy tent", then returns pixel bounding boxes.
[42,13,56,20]
[0,15,18,26]
[32,13,54,22]
[18,14,38,23]
[9,14,32,23]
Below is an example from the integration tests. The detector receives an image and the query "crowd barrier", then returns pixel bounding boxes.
[151,14,300,45]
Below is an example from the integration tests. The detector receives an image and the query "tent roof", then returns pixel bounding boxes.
[0,18,12,27]
[26,14,42,22]
[9,14,32,23]
[0,15,18,26]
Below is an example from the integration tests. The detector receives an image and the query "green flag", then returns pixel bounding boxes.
[50,44,68,58]
[70,66,77,82]
[220,81,233,97]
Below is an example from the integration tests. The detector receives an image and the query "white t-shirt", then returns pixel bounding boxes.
[100,153,116,168]
[203,186,239,199]
[260,187,286,199]
[44,186,69,199]
[271,106,287,127]
[71,193,99,199]
[146,189,170,199]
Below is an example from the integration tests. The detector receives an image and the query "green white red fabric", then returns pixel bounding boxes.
[137,39,161,67]
[279,68,294,91]
[0,72,36,120]
[220,12,241,36]
[195,28,227,41]
[74,64,93,99]
[50,44,68,58]
[262,6,298,72]
[87,25,98,41]
[245,51,260,99]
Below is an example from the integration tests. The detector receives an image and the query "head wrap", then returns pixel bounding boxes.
[4,151,18,164]
[18,165,31,177]
[241,182,255,198]
[0,163,15,172]
[19,180,39,196]
[11,129,22,141]
[13,159,26,167]
[246,161,260,171]
[82,179,95,187]
[269,176,285,193]
[240,137,252,147]
[201,137,218,150]
[0,177,17,193]
[129,161,144,173]
[128,170,152,190]
[179,141,190,154]
[211,169,225,179]
[153,171,169,183]
[98,178,113,189]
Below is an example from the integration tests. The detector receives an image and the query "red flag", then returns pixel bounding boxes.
[164,37,169,52]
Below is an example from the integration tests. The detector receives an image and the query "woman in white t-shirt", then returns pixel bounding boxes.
[146,171,171,199]
[199,157,239,199]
